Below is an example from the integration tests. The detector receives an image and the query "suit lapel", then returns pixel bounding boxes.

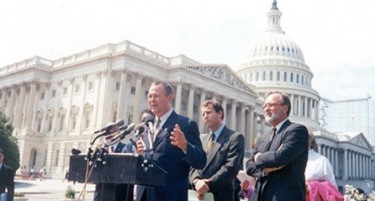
[266,120,291,151]
[152,111,177,149]
[202,126,230,173]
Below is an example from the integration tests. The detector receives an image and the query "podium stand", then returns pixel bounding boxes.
[68,153,166,186]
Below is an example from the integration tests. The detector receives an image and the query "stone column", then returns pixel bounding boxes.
[298,95,302,117]
[343,149,348,180]
[230,101,237,131]
[26,83,37,132]
[175,83,182,114]
[199,90,206,132]
[7,87,17,121]
[79,76,87,133]
[248,107,255,149]
[15,84,26,129]
[290,94,294,115]
[222,98,227,124]
[335,149,339,177]
[187,86,194,119]
[132,76,143,124]
[117,71,128,120]
[0,88,6,112]
[52,82,62,134]
[240,104,246,134]
[304,97,308,117]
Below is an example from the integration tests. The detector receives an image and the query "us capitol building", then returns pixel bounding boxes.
[0,0,374,192]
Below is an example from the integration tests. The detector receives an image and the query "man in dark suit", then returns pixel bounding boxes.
[0,148,14,201]
[136,81,206,201]
[190,100,244,201]
[246,91,308,201]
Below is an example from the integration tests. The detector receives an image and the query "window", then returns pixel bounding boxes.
[256,72,259,81]
[131,87,136,95]
[116,82,121,90]
[277,71,280,81]
[51,90,56,98]
[63,87,67,95]
[40,92,45,100]
[59,114,65,131]
[290,73,294,82]
[74,85,80,93]
[249,73,253,82]
[88,82,94,91]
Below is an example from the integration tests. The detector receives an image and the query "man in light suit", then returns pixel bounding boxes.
[246,91,308,201]
[0,148,14,201]
[190,100,244,201]
[136,81,206,201]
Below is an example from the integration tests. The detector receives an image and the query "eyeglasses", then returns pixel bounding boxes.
[262,103,284,109]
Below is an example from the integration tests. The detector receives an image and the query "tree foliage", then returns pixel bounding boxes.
[0,113,20,171]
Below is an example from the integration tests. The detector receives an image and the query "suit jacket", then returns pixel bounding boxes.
[190,126,245,201]
[143,111,206,201]
[246,120,308,201]
[0,164,14,201]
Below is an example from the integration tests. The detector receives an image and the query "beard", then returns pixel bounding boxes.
[265,109,283,125]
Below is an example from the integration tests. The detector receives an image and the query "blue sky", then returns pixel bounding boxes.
[1,0,374,101]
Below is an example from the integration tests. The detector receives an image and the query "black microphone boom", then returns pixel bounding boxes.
[110,123,136,143]
[93,119,124,134]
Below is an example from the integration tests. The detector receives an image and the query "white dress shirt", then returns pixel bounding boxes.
[305,149,337,188]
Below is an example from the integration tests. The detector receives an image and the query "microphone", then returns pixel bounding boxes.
[134,123,145,139]
[118,124,128,131]
[93,119,124,134]
[144,116,155,135]
[110,123,136,143]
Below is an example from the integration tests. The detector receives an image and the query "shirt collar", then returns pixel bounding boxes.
[212,123,225,140]
[274,118,288,133]
[156,108,173,128]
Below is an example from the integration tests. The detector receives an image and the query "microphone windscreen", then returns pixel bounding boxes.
[135,123,145,134]
[144,115,154,126]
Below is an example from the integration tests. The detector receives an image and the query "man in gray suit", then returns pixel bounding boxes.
[246,91,308,201]
[190,100,245,201]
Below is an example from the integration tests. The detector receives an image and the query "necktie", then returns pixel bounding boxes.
[265,128,277,151]
[205,133,215,153]
[154,118,161,139]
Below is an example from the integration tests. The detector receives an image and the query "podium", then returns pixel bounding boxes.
[68,153,166,186]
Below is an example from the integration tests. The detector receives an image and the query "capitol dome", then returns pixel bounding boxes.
[236,0,321,129]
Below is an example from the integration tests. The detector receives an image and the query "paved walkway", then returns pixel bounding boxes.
[15,178,95,201]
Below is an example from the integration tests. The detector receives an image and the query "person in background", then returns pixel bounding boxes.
[136,81,206,201]
[305,132,343,201]
[190,100,244,201]
[0,148,14,201]
[239,177,255,201]
[246,91,309,201]
[305,132,337,188]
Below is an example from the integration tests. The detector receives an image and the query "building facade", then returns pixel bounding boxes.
[0,41,264,178]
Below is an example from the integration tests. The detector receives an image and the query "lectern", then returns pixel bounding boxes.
[68,153,166,186]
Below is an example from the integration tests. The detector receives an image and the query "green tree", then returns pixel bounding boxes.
[0,113,20,171]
